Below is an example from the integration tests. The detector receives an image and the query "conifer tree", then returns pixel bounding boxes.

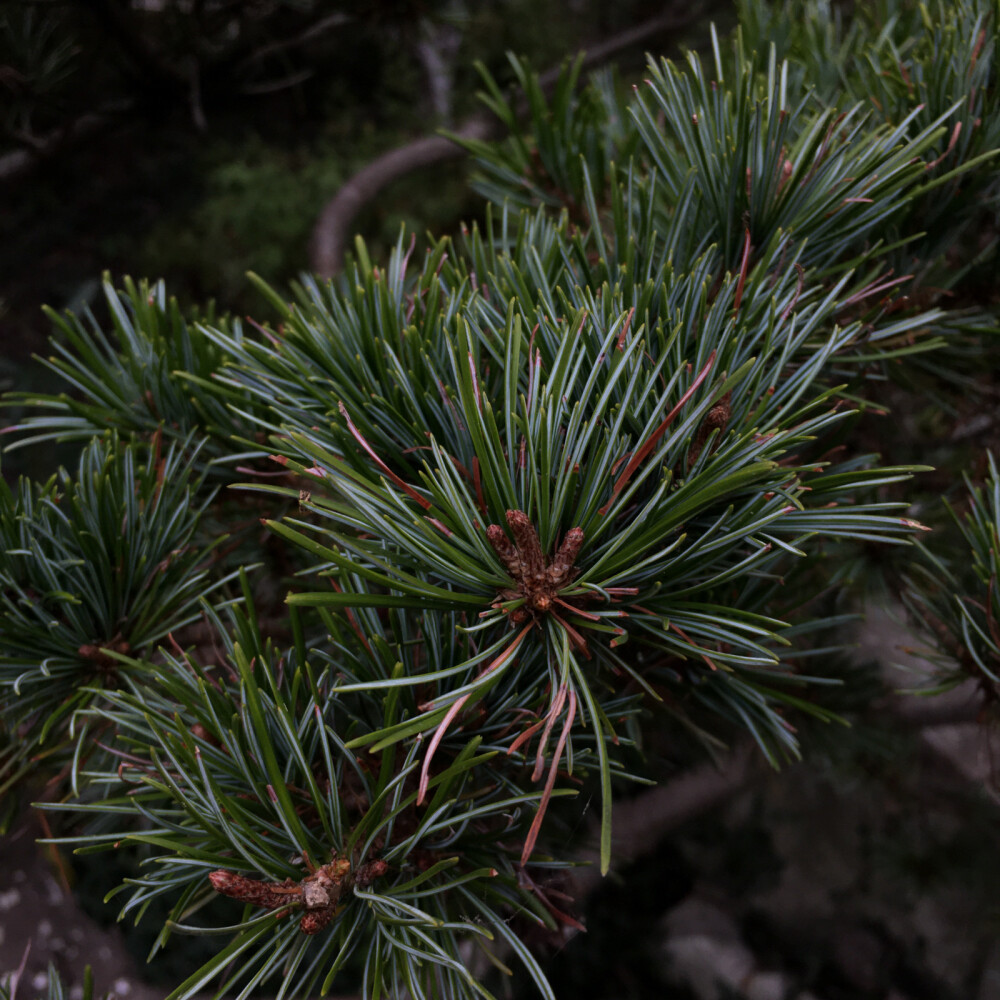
[2,1,999,997]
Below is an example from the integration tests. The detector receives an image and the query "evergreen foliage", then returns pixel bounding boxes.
[904,452,1000,701]
[0,435,236,761]
[3,1,1000,998]
[4,279,260,470]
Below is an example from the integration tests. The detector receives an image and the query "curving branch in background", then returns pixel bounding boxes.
[567,681,989,903]
[0,107,129,183]
[308,6,713,278]
[309,117,493,280]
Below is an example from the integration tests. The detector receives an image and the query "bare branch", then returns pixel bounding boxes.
[568,684,991,901]
[570,744,758,899]
[309,117,495,278]
[0,109,126,183]
[236,12,352,72]
[308,5,713,278]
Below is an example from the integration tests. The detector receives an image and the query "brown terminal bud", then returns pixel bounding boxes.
[506,510,545,584]
[688,391,732,468]
[548,527,585,587]
[299,907,336,935]
[208,870,298,910]
[354,859,390,886]
[486,523,522,578]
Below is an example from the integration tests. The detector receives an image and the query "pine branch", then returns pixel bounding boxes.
[6,3,1000,996]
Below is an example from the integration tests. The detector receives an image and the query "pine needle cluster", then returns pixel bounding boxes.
[3,1,1000,998]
